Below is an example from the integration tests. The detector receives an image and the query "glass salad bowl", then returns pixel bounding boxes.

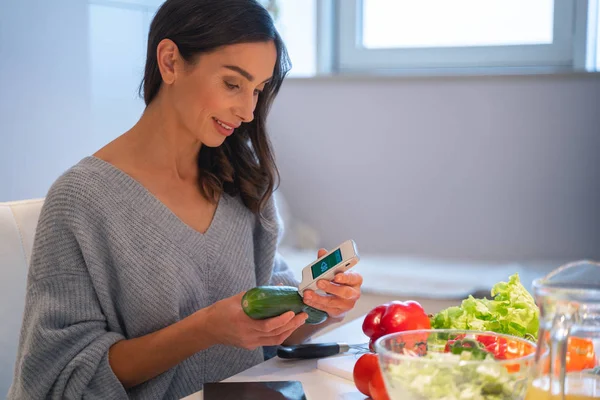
[374,329,537,400]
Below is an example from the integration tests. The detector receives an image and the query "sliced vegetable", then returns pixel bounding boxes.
[383,351,525,399]
[445,337,491,360]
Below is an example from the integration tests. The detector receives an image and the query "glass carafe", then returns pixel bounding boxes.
[526,260,600,400]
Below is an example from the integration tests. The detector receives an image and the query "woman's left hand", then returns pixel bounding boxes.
[302,248,363,318]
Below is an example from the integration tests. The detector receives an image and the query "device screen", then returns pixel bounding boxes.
[310,249,343,279]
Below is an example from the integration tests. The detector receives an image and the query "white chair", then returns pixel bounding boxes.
[0,198,44,397]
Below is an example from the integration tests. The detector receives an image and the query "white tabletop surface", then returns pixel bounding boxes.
[181,316,369,400]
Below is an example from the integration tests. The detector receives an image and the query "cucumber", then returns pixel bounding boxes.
[303,305,328,325]
[242,286,305,319]
[241,286,328,325]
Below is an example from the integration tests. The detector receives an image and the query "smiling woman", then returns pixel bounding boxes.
[139,0,289,213]
[7,1,364,399]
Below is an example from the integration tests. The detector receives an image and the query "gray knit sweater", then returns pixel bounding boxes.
[8,156,299,400]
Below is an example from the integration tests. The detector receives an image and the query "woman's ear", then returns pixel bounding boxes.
[156,38,179,85]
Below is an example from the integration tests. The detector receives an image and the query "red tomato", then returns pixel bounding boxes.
[475,334,497,348]
[368,367,390,400]
[443,334,466,353]
[352,353,379,397]
[478,335,508,359]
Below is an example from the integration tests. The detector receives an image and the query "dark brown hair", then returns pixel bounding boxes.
[140,0,291,214]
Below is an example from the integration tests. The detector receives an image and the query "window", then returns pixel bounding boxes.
[593,0,600,69]
[362,0,555,49]
[262,0,318,77]
[87,0,599,95]
[337,0,578,72]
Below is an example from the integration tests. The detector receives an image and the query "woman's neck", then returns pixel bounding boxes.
[120,98,202,182]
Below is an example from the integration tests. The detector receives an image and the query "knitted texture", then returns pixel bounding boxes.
[8,156,298,399]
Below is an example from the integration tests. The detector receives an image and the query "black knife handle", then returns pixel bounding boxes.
[277,343,343,359]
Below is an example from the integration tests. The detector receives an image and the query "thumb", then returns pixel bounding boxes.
[234,291,247,300]
[317,248,328,258]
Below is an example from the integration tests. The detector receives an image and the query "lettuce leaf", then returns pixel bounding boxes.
[385,351,523,400]
[431,273,539,340]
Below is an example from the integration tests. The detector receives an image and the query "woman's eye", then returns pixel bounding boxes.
[224,81,239,90]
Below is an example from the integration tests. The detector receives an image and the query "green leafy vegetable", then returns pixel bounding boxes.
[431,273,539,340]
[448,338,491,360]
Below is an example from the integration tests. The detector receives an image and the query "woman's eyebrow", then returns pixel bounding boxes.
[223,65,271,84]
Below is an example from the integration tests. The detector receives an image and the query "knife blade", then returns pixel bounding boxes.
[276,342,368,359]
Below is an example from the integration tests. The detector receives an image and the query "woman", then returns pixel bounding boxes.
[9,0,363,399]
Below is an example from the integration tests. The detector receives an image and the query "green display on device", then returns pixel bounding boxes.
[310,249,342,279]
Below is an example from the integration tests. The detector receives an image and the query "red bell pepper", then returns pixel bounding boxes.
[362,301,431,350]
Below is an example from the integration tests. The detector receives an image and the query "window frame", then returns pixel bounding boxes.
[335,0,580,73]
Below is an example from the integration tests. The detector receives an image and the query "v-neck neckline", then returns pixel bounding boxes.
[82,156,229,255]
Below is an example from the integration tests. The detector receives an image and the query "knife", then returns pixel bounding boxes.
[276,342,368,359]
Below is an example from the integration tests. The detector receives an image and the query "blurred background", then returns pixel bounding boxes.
[1,0,599,299]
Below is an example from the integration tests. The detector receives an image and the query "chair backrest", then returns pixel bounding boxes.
[0,199,44,397]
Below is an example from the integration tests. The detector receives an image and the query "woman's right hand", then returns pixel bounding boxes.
[203,292,308,350]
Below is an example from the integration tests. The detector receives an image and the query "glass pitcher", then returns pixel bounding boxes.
[526,260,600,400]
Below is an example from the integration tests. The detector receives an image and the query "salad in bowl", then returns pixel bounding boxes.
[374,329,536,400]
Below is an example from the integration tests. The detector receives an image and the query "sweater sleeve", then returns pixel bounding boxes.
[8,195,128,399]
[269,252,300,287]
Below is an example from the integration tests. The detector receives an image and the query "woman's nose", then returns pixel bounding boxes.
[235,94,256,123]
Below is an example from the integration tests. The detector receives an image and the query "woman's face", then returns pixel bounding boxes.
[158,40,277,147]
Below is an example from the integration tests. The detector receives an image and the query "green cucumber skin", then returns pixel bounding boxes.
[241,286,328,325]
[303,305,328,325]
[241,286,305,319]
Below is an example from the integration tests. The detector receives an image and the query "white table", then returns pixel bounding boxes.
[182,316,369,399]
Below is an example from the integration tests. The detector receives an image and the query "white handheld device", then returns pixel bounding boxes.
[298,239,360,297]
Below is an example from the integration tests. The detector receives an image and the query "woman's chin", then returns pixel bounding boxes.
[201,134,228,148]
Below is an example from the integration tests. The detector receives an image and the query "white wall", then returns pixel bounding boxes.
[0,0,93,201]
[0,0,149,202]
[269,74,600,262]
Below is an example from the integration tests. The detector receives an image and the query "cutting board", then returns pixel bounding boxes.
[316,353,359,382]
[310,317,368,382]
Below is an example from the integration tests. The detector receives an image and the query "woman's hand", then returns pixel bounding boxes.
[302,248,363,318]
[203,292,308,350]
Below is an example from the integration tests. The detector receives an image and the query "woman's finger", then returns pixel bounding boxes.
[264,312,307,336]
[253,311,295,333]
[304,293,353,311]
[332,271,363,287]
[316,280,359,300]
[260,325,298,346]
